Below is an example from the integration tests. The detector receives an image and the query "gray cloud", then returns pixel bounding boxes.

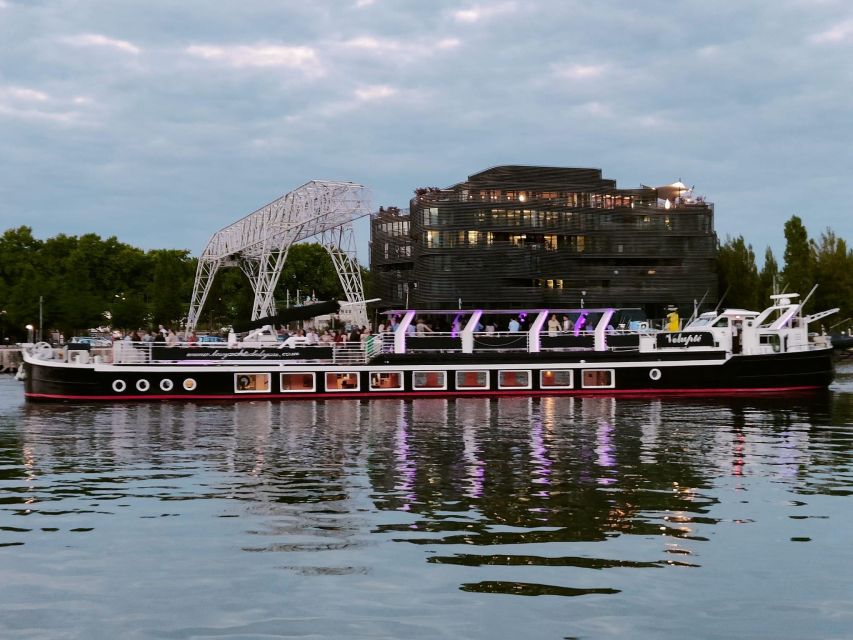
[0,0,851,264]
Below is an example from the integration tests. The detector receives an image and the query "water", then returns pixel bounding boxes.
[1,364,852,640]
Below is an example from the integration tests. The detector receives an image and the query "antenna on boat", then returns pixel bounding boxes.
[799,284,819,311]
[829,317,852,331]
[686,289,709,325]
[714,286,731,314]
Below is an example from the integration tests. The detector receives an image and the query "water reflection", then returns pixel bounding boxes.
[1,371,853,638]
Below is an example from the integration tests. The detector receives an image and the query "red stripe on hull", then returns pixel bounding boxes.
[24,385,825,402]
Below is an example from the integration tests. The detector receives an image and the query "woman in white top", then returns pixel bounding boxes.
[547,314,560,336]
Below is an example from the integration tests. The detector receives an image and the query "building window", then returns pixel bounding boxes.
[326,372,360,391]
[280,373,315,392]
[370,371,403,390]
[498,370,531,389]
[235,373,271,393]
[582,369,614,388]
[467,230,478,244]
[544,235,557,250]
[413,371,446,390]
[456,370,489,389]
[541,370,573,389]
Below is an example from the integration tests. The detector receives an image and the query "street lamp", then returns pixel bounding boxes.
[25,324,34,343]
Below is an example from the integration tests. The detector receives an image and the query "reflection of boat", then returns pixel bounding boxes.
[20,293,838,402]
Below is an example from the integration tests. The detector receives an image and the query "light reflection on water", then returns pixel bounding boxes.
[0,365,851,639]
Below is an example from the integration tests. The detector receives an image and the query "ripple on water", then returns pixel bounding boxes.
[0,374,852,639]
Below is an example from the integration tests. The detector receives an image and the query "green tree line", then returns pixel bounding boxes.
[718,215,853,328]
[0,227,362,342]
[2,214,849,342]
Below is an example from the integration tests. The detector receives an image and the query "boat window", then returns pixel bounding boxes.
[498,370,531,389]
[413,371,446,390]
[759,334,781,352]
[581,369,614,388]
[370,371,403,390]
[456,370,489,389]
[326,372,360,391]
[712,317,729,328]
[235,373,271,393]
[280,372,315,392]
[540,369,573,389]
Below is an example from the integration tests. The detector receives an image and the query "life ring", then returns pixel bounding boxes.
[649,368,662,381]
[160,379,174,392]
[33,342,53,360]
[183,378,197,391]
[112,379,127,393]
[136,379,150,392]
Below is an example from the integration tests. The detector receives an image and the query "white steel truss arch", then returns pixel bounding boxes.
[186,181,371,333]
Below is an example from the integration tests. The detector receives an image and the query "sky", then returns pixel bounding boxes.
[1,0,851,266]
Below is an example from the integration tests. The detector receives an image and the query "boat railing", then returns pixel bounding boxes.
[333,341,371,365]
[405,331,464,353]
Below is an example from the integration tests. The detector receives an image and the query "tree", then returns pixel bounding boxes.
[276,243,347,303]
[717,235,760,309]
[812,229,853,324]
[0,227,45,340]
[148,249,195,328]
[758,247,779,304]
[781,215,815,301]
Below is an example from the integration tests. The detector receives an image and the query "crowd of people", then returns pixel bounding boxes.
[71,310,628,350]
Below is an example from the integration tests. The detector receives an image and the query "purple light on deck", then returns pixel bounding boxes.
[573,313,588,336]
[451,313,463,338]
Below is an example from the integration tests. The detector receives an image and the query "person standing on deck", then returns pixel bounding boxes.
[547,314,560,336]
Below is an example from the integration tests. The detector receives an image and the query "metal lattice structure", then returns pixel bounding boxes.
[186,181,371,333]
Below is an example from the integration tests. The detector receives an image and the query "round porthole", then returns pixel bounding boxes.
[649,368,662,381]
[160,379,174,392]
[183,378,197,391]
[112,379,127,393]
[136,379,150,392]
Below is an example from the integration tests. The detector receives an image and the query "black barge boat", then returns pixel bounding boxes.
[20,294,837,402]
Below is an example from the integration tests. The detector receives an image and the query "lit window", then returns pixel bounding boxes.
[541,370,573,389]
[326,372,360,391]
[456,370,489,389]
[280,373,315,392]
[413,371,446,390]
[498,370,531,389]
[369,371,403,391]
[235,373,271,393]
[581,369,614,388]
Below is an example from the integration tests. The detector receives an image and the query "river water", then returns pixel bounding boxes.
[1,364,852,640]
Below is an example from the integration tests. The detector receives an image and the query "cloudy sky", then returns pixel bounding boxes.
[1,0,851,264]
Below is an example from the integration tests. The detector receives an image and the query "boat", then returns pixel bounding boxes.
[18,293,838,402]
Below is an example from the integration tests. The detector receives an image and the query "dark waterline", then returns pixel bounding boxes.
[1,365,852,639]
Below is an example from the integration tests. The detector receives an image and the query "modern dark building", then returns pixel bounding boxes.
[370,165,717,316]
